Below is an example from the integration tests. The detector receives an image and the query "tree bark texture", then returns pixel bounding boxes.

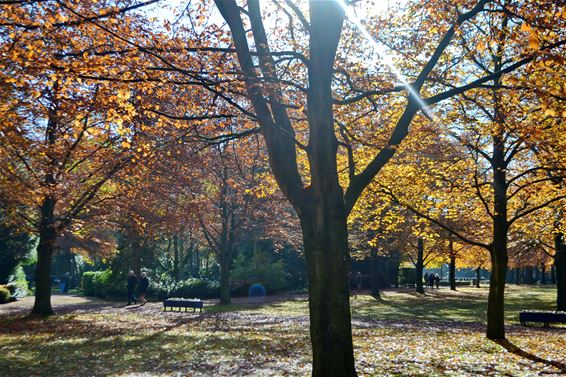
[486,133,508,340]
[555,232,566,311]
[449,254,457,291]
[415,238,424,294]
[219,250,233,305]
[301,206,356,377]
[32,197,57,316]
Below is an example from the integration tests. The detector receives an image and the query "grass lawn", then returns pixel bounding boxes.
[0,285,564,376]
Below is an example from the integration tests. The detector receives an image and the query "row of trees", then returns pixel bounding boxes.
[1,1,564,376]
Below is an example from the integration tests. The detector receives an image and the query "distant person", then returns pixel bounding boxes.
[435,274,440,289]
[424,273,429,288]
[348,271,353,293]
[61,272,70,294]
[127,270,137,305]
[138,272,149,305]
[356,271,362,293]
[428,273,435,289]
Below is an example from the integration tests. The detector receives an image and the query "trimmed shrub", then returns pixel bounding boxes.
[147,278,219,300]
[232,252,290,293]
[148,280,170,301]
[169,278,219,299]
[82,270,114,298]
[0,285,11,304]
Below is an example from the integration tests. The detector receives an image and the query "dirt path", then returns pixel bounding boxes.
[0,294,123,316]
[0,291,309,317]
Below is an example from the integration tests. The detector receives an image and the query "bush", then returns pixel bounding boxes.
[0,285,11,304]
[7,266,30,298]
[169,278,219,299]
[82,270,114,298]
[148,280,171,301]
[232,250,290,293]
[146,278,219,300]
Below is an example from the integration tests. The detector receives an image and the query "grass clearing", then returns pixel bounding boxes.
[0,285,564,376]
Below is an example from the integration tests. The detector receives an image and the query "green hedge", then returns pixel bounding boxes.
[149,278,219,300]
[0,285,11,304]
[82,270,114,298]
[83,271,220,301]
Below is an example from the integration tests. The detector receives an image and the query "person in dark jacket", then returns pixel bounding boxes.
[138,272,149,305]
[428,273,435,289]
[61,272,70,294]
[127,270,137,305]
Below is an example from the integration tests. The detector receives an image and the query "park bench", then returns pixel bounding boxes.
[519,310,566,327]
[163,298,203,313]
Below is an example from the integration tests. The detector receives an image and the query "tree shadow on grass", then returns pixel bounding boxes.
[493,338,566,373]
[0,310,306,377]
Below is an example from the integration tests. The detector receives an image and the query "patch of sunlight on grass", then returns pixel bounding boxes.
[1,285,561,376]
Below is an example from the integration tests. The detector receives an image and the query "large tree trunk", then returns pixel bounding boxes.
[173,235,180,282]
[555,232,566,311]
[449,254,457,291]
[219,250,232,305]
[31,198,57,316]
[301,208,356,377]
[415,238,424,294]
[486,133,508,340]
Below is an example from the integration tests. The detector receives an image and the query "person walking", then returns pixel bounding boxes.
[424,273,429,289]
[127,270,137,305]
[428,273,435,289]
[138,272,149,305]
[61,272,70,294]
[356,271,362,293]
[435,273,440,289]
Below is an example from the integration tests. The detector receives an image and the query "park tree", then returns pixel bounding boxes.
[200,139,299,304]
[370,1,565,340]
[2,0,564,375]
[444,237,465,291]
[349,205,406,297]
[165,0,566,372]
[0,2,139,313]
[194,138,279,304]
[0,0,222,315]
[512,203,565,308]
